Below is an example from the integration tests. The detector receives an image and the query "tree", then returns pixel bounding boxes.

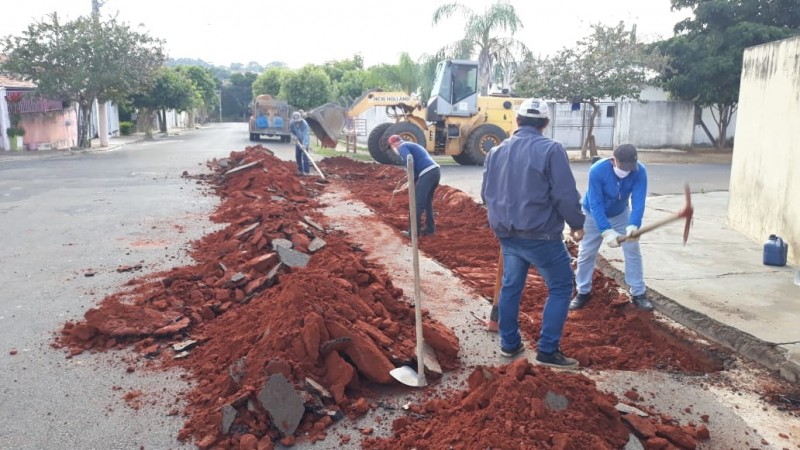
[321,55,364,84]
[2,13,164,147]
[333,69,368,105]
[279,65,331,111]
[252,67,290,98]
[222,72,257,120]
[175,65,218,122]
[515,22,661,158]
[432,1,531,95]
[654,0,800,148]
[131,67,198,134]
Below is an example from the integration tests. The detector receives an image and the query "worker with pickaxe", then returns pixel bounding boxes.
[571,144,653,311]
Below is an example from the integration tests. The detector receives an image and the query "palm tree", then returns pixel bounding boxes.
[432,1,531,95]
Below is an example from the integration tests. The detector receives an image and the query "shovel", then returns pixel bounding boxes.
[294,138,326,180]
[390,154,427,388]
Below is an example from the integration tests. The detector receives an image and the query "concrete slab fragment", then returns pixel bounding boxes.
[276,245,310,268]
[257,374,305,436]
[616,403,649,417]
[221,404,237,434]
[303,216,325,233]
[271,238,293,250]
[308,237,327,253]
[544,391,569,412]
[224,159,262,177]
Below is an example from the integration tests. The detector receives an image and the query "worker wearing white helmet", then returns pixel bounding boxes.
[290,111,311,176]
[481,98,585,368]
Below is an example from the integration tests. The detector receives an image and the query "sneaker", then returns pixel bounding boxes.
[631,294,654,311]
[535,350,579,369]
[500,342,525,358]
[569,292,591,310]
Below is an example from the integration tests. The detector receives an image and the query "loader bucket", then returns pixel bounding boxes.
[305,103,347,148]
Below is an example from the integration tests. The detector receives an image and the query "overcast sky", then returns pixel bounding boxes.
[4,0,691,69]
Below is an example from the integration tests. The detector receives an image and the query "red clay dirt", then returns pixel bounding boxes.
[320,156,724,373]
[54,147,726,449]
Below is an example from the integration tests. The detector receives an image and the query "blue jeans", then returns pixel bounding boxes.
[295,144,311,174]
[413,168,440,234]
[575,209,645,296]
[498,237,574,354]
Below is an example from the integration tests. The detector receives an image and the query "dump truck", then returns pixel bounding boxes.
[305,60,525,166]
[249,95,293,142]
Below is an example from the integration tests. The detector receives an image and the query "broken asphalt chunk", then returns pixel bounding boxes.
[276,245,310,268]
[257,373,305,436]
[308,237,327,253]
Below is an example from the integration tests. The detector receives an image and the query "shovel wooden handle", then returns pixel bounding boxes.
[406,155,426,386]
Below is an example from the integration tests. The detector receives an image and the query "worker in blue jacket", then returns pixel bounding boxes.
[570,144,654,311]
[388,134,441,236]
[481,98,585,369]
[290,112,311,175]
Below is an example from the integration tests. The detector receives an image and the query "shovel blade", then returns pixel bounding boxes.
[390,366,427,387]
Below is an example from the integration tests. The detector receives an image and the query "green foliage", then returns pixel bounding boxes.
[516,22,660,102]
[333,69,368,105]
[222,72,257,119]
[119,121,134,135]
[175,65,218,115]
[252,67,290,98]
[515,22,661,156]
[1,13,164,147]
[432,1,531,94]
[321,55,364,84]
[6,126,25,137]
[279,65,332,110]
[132,67,198,112]
[654,0,800,147]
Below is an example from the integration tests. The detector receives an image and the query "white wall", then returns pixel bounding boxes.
[614,100,695,148]
[728,35,800,264]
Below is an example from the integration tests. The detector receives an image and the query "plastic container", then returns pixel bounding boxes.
[763,234,788,267]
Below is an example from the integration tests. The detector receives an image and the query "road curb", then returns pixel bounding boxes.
[595,256,800,383]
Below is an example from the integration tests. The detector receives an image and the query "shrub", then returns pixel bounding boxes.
[119,121,134,136]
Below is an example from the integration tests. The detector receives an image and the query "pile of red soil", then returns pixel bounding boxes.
[56,146,459,448]
[364,358,709,450]
[321,157,724,373]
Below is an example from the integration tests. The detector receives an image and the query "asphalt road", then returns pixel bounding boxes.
[0,123,734,449]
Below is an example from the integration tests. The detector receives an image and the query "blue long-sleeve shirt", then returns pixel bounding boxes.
[582,158,647,231]
[290,119,310,147]
[481,126,584,240]
[398,142,438,180]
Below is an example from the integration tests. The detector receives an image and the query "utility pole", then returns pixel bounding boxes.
[218,90,223,123]
[93,0,110,147]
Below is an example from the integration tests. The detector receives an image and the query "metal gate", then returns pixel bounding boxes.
[543,102,617,149]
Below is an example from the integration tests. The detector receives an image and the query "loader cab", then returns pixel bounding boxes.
[426,60,479,121]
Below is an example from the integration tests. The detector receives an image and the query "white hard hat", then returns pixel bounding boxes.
[291,112,301,120]
[517,98,550,119]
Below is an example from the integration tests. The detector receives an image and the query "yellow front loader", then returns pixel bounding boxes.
[306,60,524,166]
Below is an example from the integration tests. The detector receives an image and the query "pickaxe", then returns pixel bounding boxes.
[617,183,694,245]
[486,183,694,332]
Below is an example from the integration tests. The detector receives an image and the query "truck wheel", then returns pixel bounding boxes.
[380,122,426,166]
[367,123,394,164]
[465,124,507,166]
[249,133,259,142]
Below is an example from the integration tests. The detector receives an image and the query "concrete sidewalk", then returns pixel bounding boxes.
[0,132,150,162]
[595,190,800,382]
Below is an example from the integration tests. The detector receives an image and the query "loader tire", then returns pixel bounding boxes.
[380,122,426,166]
[465,124,507,166]
[451,152,474,165]
[367,123,394,164]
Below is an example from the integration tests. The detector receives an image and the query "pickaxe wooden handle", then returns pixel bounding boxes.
[618,183,694,245]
